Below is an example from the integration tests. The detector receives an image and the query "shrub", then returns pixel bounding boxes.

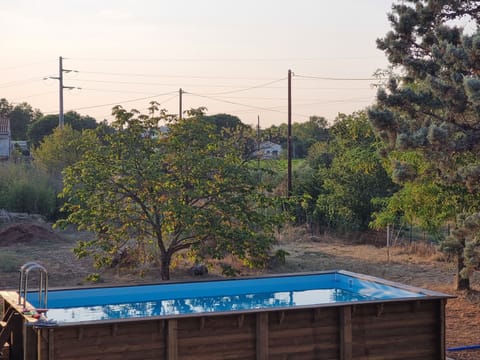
[0,163,57,218]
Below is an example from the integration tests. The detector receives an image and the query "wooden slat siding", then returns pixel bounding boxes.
[268,308,339,360]
[340,306,352,360]
[38,328,48,360]
[177,314,256,360]
[256,313,269,360]
[440,298,446,360]
[48,321,166,360]
[4,297,447,360]
[23,325,37,359]
[48,329,54,360]
[54,334,166,357]
[9,312,23,360]
[352,300,441,360]
[167,319,178,360]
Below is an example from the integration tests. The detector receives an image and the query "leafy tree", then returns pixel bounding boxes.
[370,149,467,242]
[290,112,395,233]
[261,116,329,159]
[202,113,248,134]
[315,112,396,231]
[10,102,43,140]
[0,98,12,117]
[0,99,42,140]
[28,111,97,147]
[368,0,480,289]
[292,116,329,158]
[58,107,284,280]
[31,125,85,191]
[201,112,257,159]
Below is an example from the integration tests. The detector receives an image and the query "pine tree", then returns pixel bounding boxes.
[369,0,480,289]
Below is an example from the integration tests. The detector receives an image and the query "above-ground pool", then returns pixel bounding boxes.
[1,270,453,360]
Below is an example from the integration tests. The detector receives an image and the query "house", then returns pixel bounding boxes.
[0,116,10,160]
[254,141,282,159]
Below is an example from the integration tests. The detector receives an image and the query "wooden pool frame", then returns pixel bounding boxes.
[1,270,453,360]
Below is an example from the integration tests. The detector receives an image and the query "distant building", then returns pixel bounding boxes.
[0,116,11,160]
[254,141,282,159]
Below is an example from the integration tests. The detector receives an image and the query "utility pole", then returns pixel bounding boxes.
[47,56,78,128]
[179,88,183,119]
[287,69,293,198]
[257,115,261,180]
[59,56,64,127]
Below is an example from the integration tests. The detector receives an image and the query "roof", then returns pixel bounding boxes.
[0,116,10,134]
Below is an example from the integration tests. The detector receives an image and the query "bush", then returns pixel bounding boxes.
[0,163,57,218]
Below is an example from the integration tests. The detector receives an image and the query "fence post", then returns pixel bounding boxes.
[386,224,390,262]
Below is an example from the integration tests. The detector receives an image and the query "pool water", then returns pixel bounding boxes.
[42,288,369,323]
[26,272,425,324]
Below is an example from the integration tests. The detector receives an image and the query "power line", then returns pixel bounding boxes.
[70,91,177,111]
[202,77,287,95]
[0,60,55,71]
[295,74,384,81]
[186,91,310,118]
[10,91,57,101]
[70,56,385,62]
[78,71,278,81]
[0,77,45,89]
[73,78,287,91]
[83,88,162,95]
[187,92,286,114]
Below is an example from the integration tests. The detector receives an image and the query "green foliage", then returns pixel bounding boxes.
[0,163,56,217]
[309,112,396,231]
[58,106,285,280]
[442,212,480,289]
[31,125,85,191]
[0,98,42,140]
[261,116,328,159]
[85,273,101,283]
[10,102,43,140]
[27,111,97,147]
[202,113,247,133]
[370,0,480,289]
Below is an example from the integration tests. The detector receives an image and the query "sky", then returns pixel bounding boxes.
[0,0,396,128]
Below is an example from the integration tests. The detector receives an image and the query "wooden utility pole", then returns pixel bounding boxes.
[59,56,64,128]
[179,88,183,119]
[257,115,261,180]
[287,69,292,198]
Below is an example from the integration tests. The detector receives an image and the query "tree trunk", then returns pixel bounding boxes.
[160,253,171,280]
[456,253,470,291]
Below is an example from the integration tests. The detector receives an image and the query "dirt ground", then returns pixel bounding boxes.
[0,222,479,360]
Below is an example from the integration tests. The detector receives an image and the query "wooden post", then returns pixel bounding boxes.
[256,313,269,360]
[9,313,23,360]
[23,325,37,360]
[48,329,54,360]
[287,69,293,198]
[439,299,446,360]
[340,306,352,360]
[386,224,391,262]
[37,329,42,360]
[167,319,178,360]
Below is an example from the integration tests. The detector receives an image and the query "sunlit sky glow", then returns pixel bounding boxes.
[1,1,397,127]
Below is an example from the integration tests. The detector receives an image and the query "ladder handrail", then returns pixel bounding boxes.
[18,262,48,309]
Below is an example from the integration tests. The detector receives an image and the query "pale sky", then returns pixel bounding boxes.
[1,1,396,127]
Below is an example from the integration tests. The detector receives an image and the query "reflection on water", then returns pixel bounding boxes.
[46,288,370,324]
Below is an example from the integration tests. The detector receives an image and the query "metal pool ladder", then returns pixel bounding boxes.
[18,262,48,309]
